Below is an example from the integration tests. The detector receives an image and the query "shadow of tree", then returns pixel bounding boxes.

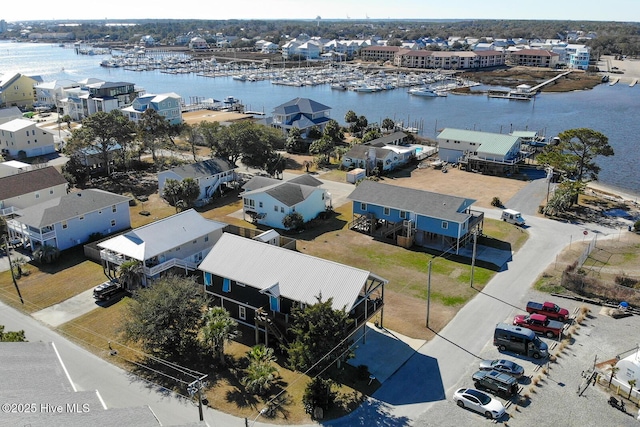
[322,398,411,426]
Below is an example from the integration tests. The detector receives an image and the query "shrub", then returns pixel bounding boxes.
[615,275,638,288]
[491,197,503,207]
[302,377,337,418]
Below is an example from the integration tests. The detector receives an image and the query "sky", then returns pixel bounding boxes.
[3,0,639,23]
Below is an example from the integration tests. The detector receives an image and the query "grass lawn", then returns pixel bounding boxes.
[0,247,106,314]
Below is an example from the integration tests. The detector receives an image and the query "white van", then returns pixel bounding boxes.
[501,209,525,226]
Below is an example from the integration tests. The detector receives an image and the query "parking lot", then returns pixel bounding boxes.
[416,288,640,426]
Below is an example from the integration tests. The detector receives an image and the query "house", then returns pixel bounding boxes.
[271,97,331,137]
[75,143,122,171]
[188,37,209,50]
[0,72,37,108]
[0,106,24,125]
[0,118,56,158]
[158,158,237,206]
[7,189,131,252]
[347,180,484,254]
[0,166,68,219]
[437,128,523,175]
[121,92,183,126]
[33,79,80,109]
[0,342,161,426]
[98,209,226,287]
[0,159,31,178]
[342,132,416,174]
[57,80,143,122]
[198,232,387,347]
[241,174,330,229]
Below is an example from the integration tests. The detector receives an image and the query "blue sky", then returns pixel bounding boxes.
[5,0,639,23]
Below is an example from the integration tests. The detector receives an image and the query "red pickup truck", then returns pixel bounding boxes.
[526,301,570,322]
[513,313,564,338]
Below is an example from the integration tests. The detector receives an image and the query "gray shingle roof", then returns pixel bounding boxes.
[0,166,67,200]
[0,342,161,427]
[287,174,323,187]
[168,158,236,179]
[265,182,317,206]
[15,189,131,227]
[347,180,476,223]
[345,144,393,159]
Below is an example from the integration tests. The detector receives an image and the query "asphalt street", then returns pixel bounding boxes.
[0,172,626,427]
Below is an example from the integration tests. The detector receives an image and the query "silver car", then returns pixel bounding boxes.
[479,359,525,379]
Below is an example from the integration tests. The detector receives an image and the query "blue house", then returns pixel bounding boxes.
[241,174,330,229]
[7,189,131,251]
[347,180,484,254]
[271,97,332,137]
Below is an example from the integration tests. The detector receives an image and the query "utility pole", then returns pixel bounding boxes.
[3,236,24,304]
[470,231,477,288]
[426,259,432,328]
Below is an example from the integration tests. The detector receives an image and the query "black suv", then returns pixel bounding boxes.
[472,370,519,397]
[93,281,123,301]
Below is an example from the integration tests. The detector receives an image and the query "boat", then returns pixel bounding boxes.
[408,87,438,97]
[330,83,347,90]
[232,74,247,81]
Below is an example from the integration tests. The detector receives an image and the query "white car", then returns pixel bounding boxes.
[452,387,506,419]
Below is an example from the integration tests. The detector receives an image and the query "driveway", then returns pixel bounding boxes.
[32,288,103,327]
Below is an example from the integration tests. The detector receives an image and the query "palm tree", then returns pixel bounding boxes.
[247,344,276,364]
[241,360,279,396]
[33,244,60,264]
[117,259,143,290]
[200,307,239,366]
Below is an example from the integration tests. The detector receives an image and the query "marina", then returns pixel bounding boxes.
[2,41,639,197]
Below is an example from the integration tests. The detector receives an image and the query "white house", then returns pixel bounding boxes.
[98,209,226,287]
[188,37,209,50]
[158,158,237,206]
[0,106,23,125]
[0,160,31,178]
[7,189,131,252]
[241,174,330,229]
[437,128,522,163]
[121,92,183,126]
[0,118,56,158]
[34,79,80,109]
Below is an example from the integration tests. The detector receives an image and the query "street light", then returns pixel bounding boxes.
[249,407,268,426]
[426,259,432,328]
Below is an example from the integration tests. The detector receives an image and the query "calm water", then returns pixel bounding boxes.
[2,41,639,197]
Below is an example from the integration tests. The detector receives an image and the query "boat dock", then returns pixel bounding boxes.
[630,78,637,87]
[528,70,572,92]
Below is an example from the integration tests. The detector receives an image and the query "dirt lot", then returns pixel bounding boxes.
[181,110,254,125]
[460,66,603,92]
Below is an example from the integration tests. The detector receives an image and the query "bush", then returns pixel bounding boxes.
[302,377,337,418]
[491,197,503,207]
[634,219,640,232]
[615,275,639,288]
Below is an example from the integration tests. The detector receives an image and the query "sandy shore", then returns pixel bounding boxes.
[587,181,640,205]
[598,55,640,86]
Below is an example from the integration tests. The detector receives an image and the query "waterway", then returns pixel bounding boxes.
[2,41,639,198]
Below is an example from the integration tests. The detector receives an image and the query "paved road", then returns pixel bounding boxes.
[0,172,626,427]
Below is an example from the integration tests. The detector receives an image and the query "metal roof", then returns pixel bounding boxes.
[14,189,131,228]
[347,180,475,223]
[98,209,226,260]
[199,233,383,311]
[0,118,35,132]
[437,128,520,157]
[272,97,331,115]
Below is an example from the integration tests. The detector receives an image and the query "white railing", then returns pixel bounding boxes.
[0,206,17,217]
[144,257,198,277]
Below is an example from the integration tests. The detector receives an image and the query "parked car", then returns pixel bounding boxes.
[472,370,519,397]
[478,359,525,379]
[513,313,564,338]
[526,301,570,322]
[93,280,124,301]
[452,387,506,419]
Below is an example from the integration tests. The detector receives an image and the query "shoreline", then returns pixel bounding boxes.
[587,182,640,205]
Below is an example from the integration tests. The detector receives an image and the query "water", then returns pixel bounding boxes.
[2,41,639,198]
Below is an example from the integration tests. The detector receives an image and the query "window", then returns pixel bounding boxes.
[79,215,84,220]
[49,189,53,195]
[193,240,197,244]
[61,221,68,229]
[204,236,209,242]
[35,192,40,199]
[222,278,231,292]
[239,306,246,320]
[442,221,448,229]
[360,203,367,210]
[110,219,116,227]
[259,201,263,208]
[384,207,390,216]
[400,211,407,219]
[274,205,278,212]
[244,198,255,208]
[112,205,117,213]
[270,295,280,312]
[280,207,284,213]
